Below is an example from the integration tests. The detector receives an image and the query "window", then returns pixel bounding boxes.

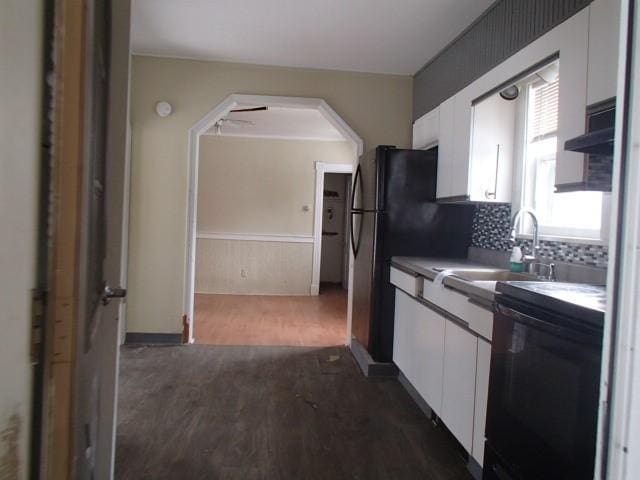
[520,70,607,241]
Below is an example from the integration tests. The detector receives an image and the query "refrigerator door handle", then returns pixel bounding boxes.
[350,211,362,258]
[351,164,362,213]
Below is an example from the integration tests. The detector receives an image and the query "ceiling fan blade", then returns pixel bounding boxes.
[222,119,255,128]
[230,106,267,113]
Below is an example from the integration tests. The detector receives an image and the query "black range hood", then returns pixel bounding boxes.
[559,98,615,192]
[564,126,614,155]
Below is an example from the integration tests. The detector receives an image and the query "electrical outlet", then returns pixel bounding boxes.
[241,269,247,278]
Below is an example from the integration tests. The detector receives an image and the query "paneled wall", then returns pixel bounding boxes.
[196,239,313,295]
[413,0,592,119]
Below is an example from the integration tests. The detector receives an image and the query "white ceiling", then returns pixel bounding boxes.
[131,0,494,75]
[204,106,347,141]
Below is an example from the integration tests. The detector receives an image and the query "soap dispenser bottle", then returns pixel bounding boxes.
[510,246,524,273]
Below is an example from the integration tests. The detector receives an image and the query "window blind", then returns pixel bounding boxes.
[530,79,559,142]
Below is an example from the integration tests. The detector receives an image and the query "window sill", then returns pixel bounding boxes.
[516,233,608,246]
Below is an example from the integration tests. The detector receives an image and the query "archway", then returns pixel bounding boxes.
[183,94,364,343]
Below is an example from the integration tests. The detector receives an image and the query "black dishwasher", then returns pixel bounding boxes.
[484,282,605,480]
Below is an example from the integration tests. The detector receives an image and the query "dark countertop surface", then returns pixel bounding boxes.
[496,281,606,327]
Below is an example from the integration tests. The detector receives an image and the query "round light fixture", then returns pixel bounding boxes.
[155,101,172,117]
[499,85,520,101]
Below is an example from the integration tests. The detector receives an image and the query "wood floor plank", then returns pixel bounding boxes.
[194,286,348,347]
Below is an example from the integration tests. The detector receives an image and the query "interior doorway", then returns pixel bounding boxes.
[319,172,352,293]
[187,96,361,347]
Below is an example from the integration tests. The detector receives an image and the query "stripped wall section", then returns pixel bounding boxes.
[413,0,592,119]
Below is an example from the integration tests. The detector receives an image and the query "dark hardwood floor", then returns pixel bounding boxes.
[115,345,472,480]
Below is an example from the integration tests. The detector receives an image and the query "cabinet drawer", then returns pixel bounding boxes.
[390,266,421,297]
[421,278,493,340]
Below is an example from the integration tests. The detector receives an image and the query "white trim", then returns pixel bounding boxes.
[311,162,354,296]
[118,121,132,346]
[184,94,363,343]
[201,131,347,143]
[196,232,313,243]
[598,1,640,478]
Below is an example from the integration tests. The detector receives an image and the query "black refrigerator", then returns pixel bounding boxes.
[350,146,475,362]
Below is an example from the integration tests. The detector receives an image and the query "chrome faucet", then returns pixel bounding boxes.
[509,207,541,272]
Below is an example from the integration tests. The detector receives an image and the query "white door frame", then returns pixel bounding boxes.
[312,163,354,346]
[184,94,363,343]
[311,162,353,295]
[596,0,640,477]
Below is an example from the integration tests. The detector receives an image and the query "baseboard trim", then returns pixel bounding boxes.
[125,333,183,345]
[397,371,433,419]
[349,338,398,377]
[467,456,483,480]
[398,372,481,478]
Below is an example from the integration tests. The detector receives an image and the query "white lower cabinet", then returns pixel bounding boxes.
[440,319,478,453]
[472,338,492,465]
[393,289,445,414]
[393,287,492,466]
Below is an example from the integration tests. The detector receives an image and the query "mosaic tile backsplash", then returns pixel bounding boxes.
[471,203,608,268]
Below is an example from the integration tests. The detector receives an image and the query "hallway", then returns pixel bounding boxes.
[115,345,472,480]
[194,286,347,346]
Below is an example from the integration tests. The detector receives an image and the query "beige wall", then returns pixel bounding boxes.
[198,136,354,235]
[0,1,42,477]
[196,136,354,295]
[128,55,412,333]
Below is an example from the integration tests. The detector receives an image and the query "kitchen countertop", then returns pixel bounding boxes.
[391,256,508,303]
[391,256,488,281]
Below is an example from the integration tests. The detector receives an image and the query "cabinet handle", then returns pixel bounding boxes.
[485,144,500,200]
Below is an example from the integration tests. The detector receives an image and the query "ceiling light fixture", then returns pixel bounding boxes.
[155,101,172,117]
[499,85,520,101]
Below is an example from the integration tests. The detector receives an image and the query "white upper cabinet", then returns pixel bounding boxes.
[412,107,440,149]
[436,96,456,199]
[468,91,516,203]
[554,9,590,187]
[587,0,621,105]
[450,87,474,199]
[425,9,591,196]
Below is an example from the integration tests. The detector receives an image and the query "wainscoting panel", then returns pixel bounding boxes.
[195,238,313,295]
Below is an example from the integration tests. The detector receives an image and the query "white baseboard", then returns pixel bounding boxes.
[310,283,320,296]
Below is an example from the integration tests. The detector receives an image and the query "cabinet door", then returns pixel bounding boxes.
[469,93,515,203]
[555,9,589,187]
[451,88,473,198]
[413,107,440,149]
[587,0,621,104]
[436,96,455,199]
[472,338,491,465]
[411,300,446,414]
[441,319,478,452]
[393,290,446,414]
[393,289,413,376]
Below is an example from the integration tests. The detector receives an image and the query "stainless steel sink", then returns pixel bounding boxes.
[430,267,540,299]
[447,269,536,282]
